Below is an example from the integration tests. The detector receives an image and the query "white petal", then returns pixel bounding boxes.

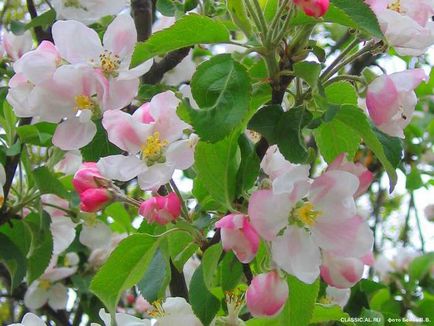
[47,283,68,310]
[53,118,97,150]
[79,221,112,250]
[97,155,146,182]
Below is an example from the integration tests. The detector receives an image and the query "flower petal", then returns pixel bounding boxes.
[52,118,97,150]
[97,155,146,182]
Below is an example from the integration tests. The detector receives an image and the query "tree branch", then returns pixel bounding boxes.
[26,0,53,43]
[169,259,189,300]
[131,0,153,42]
[141,47,191,84]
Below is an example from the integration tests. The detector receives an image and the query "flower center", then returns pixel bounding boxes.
[148,300,165,318]
[387,0,401,12]
[141,132,168,165]
[74,95,95,112]
[99,50,120,77]
[295,202,321,226]
[38,279,51,290]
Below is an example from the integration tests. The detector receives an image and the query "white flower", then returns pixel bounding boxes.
[54,150,83,175]
[8,313,46,326]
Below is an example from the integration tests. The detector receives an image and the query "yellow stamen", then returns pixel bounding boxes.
[141,132,168,163]
[295,202,322,226]
[99,50,120,76]
[319,296,332,305]
[38,279,51,290]
[74,95,95,111]
[148,300,165,318]
[387,0,401,12]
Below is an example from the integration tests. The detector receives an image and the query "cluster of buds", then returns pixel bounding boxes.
[139,192,182,225]
[72,163,113,212]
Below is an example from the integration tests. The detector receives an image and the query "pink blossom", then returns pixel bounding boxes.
[366,69,427,138]
[73,162,105,194]
[328,153,373,197]
[294,0,330,17]
[246,271,289,317]
[366,0,434,56]
[139,193,182,225]
[1,30,33,61]
[98,91,197,190]
[79,188,112,212]
[52,14,152,110]
[249,146,374,284]
[320,252,366,288]
[215,214,260,263]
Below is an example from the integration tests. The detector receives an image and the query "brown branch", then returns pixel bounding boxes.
[169,259,189,300]
[26,0,53,43]
[141,47,191,85]
[131,0,153,42]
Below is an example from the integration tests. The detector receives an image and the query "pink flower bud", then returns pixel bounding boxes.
[215,214,260,263]
[246,271,289,318]
[139,193,181,225]
[320,252,365,289]
[294,0,330,18]
[80,188,112,212]
[73,162,104,194]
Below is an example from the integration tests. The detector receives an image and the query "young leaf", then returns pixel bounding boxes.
[202,243,223,290]
[33,166,70,199]
[182,54,251,142]
[0,233,27,290]
[90,234,159,312]
[194,133,241,210]
[189,264,220,326]
[131,14,230,67]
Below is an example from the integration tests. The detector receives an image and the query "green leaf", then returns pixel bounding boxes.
[314,119,361,162]
[104,203,133,233]
[156,0,182,16]
[259,0,278,22]
[17,122,56,147]
[325,81,358,105]
[278,276,320,326]
[194,133,241,210]
[189,264,220,326]
[181,54,251,142]
[26,9,56,30]
[228,0,252,36]
[25,212,53,283]
[236,134,260,194]
[310,304,354,325]
[168,228,199,271]
[291,0,383,39]
[330,0,383,39]
[373,128,403,169]
[408,252,434,281]
[33,166,70,199]
[333,105,398,191]
[131,14,230,67]
[0,233,27,289]
[220,251,243,291]
[137,249,171,302]
[202,243,222,290]
[90,234,159,312]
[249,106,312,163]
[293,61,322,90]
[81,120,122,161]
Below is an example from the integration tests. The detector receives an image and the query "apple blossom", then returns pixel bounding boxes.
[215,213,260,263]
[52,14,152,110]
[366,69,427,138]
[320,252,366,288]
[24,258,77,311]
[249,146,374,284]
[95,308,152,326]
[365,0,434,56]
[42,194,76,255]
[9,313,46,326]
[6,41,61,118]
[294,0,330,18]
[87,233,128,269]
[139,192,182,225]
[153,297,202,326]
[324,287,351,308]
[54,150,83,175]
[1,30,33,61]
[97,91,198,190]
[79,215,113,250]
[246,271,289,317]
[328,153,373,197]
[51,0,129,25]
